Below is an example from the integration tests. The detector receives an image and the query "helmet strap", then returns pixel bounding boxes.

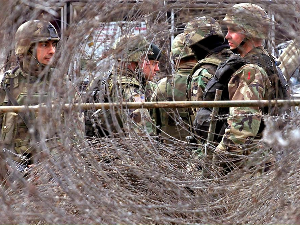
[232,37,248,54]
[28,45,43,68]
[29,52,43,69]
[21,48,46,77]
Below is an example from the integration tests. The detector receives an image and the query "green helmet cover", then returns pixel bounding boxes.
[184,16,224,46]
[15,20,60,56]
[170,33,194,61]
[223,3,270,39]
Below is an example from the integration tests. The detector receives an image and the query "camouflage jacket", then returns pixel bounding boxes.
[0,67,51,155]
[152,62,195,141]
[144,81,157,102]
[106,67,154,135]
[216,47,272,154]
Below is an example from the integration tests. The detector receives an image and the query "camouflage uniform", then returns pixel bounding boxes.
[214,52,271,153]
[0,20,59,163]
[108,68,155,134]
[184,16,232,142]
[88,35,160,136]
[153,33,196,141]
[145,81,157,102]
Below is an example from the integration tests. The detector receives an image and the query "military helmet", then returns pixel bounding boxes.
[184,16,224,47]
[15,20,60,56]
[113,35,161,62]
[170,33,194,61]
[223,3,270,39]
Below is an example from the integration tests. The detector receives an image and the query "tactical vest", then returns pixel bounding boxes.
[154,57,224,141]
[194,49,289,142]
[188,57,224,94]
[0,67,50,156]
[203,54,246,103]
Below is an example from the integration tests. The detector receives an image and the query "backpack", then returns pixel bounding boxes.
[155,71,192,140]
[187,57,223,103]
[245,53,289,101]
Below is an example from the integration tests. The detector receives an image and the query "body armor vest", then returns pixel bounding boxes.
[1,67,50,156]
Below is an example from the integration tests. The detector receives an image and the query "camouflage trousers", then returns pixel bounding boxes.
[212,142,275,176]
[195,141,275,177]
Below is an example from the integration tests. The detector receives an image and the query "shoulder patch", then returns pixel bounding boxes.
[237,64,264,83]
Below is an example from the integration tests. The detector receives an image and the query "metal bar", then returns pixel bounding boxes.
[207,89,223,146]
[0,99,298,112]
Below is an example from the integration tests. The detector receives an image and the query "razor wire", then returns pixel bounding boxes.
[1,0,300,224]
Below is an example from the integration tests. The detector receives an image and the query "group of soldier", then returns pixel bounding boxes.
[0,3,290,176]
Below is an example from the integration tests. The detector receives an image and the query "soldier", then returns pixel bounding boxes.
[143,42,161,102]
[87,35,160,136]
[185,16,232,143]
[0,20,60,166]
[152,32,197,142]
[205,3,286,174]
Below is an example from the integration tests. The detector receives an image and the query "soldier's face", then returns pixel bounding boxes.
[36,40,57,65]
[141,58,160,81]
[225,25,246,50]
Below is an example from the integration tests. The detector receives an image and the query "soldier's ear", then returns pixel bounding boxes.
[140,58,151,69]
[28,44,36,55]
